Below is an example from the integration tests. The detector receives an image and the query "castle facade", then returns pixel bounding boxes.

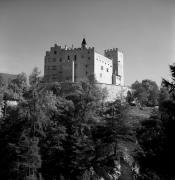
[44,39,124,86]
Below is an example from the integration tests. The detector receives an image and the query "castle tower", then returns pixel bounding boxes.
[104,48,124,86]
[81,38,87,48]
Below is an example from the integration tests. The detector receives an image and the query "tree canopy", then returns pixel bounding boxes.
[0,68,136,180]
[131,79,159,107]
[135,64,175,180]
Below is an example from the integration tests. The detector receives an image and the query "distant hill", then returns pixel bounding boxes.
[0,73,17,83]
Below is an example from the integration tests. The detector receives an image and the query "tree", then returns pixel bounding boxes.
[2,72,27,101]
[135,115,165,180]
[16,68,51,180]
[92,100,136,180]
[131,79,159,107]
[126,91,134,105]
[0,68,58,180]
[0,75,6,117]
[0,68,138,180]
[135,64,175,179]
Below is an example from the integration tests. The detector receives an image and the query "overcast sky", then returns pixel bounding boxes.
[0,0,175,85]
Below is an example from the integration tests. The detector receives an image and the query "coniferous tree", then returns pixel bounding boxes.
[136,64,175,179]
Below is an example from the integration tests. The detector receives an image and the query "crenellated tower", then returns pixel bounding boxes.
[104,48,124,85]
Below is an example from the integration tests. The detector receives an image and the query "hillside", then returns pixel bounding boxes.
[124,105,153,128]
[0,73,17,83]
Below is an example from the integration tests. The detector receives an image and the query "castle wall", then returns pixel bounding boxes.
[73,47,94,82]
[104,48,119,75]
[96,83,129,102]
[44,44,63,82]
[44,44,95,82]
[45,82,130,102]
[118,51,124,86]
[94,52,113,84]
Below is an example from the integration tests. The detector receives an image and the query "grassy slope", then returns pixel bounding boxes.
[124,106,153,128]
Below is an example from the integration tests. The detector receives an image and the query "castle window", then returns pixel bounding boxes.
[101,66,103,70]
[52,66,56,70]
[106,68,109,72]
[88,57,90,60]
[100,73,102,78]
[52,74,57,79]
[74,55,77,61]
[86,71,88,75]
[68,55,70,60]
[54,51,57,55]
[59,58,62,62]
[85,64,88,68]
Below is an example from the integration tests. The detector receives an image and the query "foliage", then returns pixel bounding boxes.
[131,79,159,107]
[0,68,137,180]
[136,64,175,179]
[126,90,134,105]
[162,64,175,94]
[3,72,28,101]
[158,86,169,107]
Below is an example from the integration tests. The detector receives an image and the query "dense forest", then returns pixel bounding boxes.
[0,64,175,180]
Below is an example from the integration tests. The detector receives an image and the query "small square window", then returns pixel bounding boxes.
[52,74,57,78]
[52,66,56,70]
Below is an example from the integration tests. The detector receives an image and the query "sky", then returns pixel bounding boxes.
[0,0,175,86]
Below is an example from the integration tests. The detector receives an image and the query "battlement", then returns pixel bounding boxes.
[46,44,94,54]
[104,48,118,53]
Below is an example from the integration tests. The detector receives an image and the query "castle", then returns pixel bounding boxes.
[44,39,124,86]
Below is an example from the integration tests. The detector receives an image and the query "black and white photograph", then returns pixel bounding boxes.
[0,0,175,179]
